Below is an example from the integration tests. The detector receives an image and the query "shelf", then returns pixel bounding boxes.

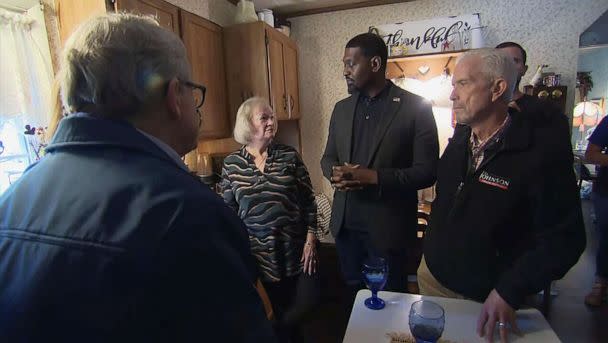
[388,49,468,62]
[386,50,465,81]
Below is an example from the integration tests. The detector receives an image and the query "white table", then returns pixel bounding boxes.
[343,290,560,342]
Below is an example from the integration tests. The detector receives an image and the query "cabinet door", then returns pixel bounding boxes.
[116,0,180,34]
[266,33,288,120]
[223,22,269,128]
[57,0,108,44]
[282,43,299,119]
[180,11,229,139]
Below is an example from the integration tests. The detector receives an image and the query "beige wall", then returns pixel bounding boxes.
[290,0,608,196]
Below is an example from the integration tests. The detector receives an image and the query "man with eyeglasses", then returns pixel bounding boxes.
[0,13,276,342]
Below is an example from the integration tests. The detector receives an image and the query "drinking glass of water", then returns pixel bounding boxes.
[362,256,388,310]
[409,300,445,343]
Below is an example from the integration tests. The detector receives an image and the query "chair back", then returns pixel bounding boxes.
[255,279,274,320]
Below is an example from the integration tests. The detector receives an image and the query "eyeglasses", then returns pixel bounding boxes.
[179,79,206,110]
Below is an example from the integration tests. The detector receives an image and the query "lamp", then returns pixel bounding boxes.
[573,101,601,129]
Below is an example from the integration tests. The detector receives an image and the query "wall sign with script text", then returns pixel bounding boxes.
[369,14,484,57]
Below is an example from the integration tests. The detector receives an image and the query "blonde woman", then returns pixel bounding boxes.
[220,97,320,342]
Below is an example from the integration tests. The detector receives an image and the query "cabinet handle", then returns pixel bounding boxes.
[286,94,294,119]
[289,95,295,112]
[283,94,288,112]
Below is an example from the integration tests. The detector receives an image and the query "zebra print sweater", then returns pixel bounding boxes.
[220,143,318,282]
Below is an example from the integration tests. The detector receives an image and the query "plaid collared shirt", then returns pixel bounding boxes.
[469,114,511,171]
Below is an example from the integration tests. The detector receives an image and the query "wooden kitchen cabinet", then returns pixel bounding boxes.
[180,11,229,139]
[56,0,230,139]
[224,21,301,125]
[57,0,179,43]
[282,41,300,120]
[56,0,110,44]
[116,0,180,34]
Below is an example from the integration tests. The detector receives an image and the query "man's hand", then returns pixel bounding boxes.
[476,289,521,343]
[331,163,378,191]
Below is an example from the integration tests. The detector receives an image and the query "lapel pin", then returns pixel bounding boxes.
[393,97,400,102]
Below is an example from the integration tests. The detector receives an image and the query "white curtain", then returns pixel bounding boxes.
[0,7,52,126]
[0,6,53,193]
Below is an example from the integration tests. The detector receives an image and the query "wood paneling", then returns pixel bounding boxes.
[117,0,180,34]
[180,11,229,139]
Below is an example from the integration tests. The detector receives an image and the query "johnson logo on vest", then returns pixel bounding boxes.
[478,171,510,190]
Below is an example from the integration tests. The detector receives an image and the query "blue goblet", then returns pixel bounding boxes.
[362,256,388,310]
[409,300,445,343]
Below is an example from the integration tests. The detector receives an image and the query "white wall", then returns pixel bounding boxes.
[290,0,608,196]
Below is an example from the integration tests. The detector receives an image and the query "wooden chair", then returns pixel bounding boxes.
[255,279,274,320]
[406,208,430,293]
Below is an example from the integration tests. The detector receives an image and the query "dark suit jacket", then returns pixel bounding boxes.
[321,82,439,251]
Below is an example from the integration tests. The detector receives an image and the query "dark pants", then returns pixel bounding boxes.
[594,192,608,278]
[335,228,408,305]
[263,272,320,343]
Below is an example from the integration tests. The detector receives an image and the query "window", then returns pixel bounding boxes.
[0,4,53,194]
[0,117,29,193]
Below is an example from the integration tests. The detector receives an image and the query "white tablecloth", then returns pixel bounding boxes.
[343,290,560,342]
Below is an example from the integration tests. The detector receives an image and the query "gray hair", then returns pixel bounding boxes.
[233,97,275,145]
[457,48,517,103]
[58,13,190,118]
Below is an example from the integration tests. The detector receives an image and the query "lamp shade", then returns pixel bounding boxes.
[573,101,602,127]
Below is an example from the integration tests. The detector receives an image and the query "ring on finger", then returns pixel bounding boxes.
[497,322,509,330]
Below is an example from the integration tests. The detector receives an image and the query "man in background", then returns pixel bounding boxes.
[0,13,275,342]
[495,42,530,111]
[584,115,608,306]
[321,33,438,298]
[496,42,569,134]
[420,49,585,342]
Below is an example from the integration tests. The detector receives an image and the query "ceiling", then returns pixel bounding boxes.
[580,10,608,47]
[0,0,38,11]
[228,0,410,18]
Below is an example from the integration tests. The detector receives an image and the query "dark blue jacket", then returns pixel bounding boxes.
[0,114,276,342]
